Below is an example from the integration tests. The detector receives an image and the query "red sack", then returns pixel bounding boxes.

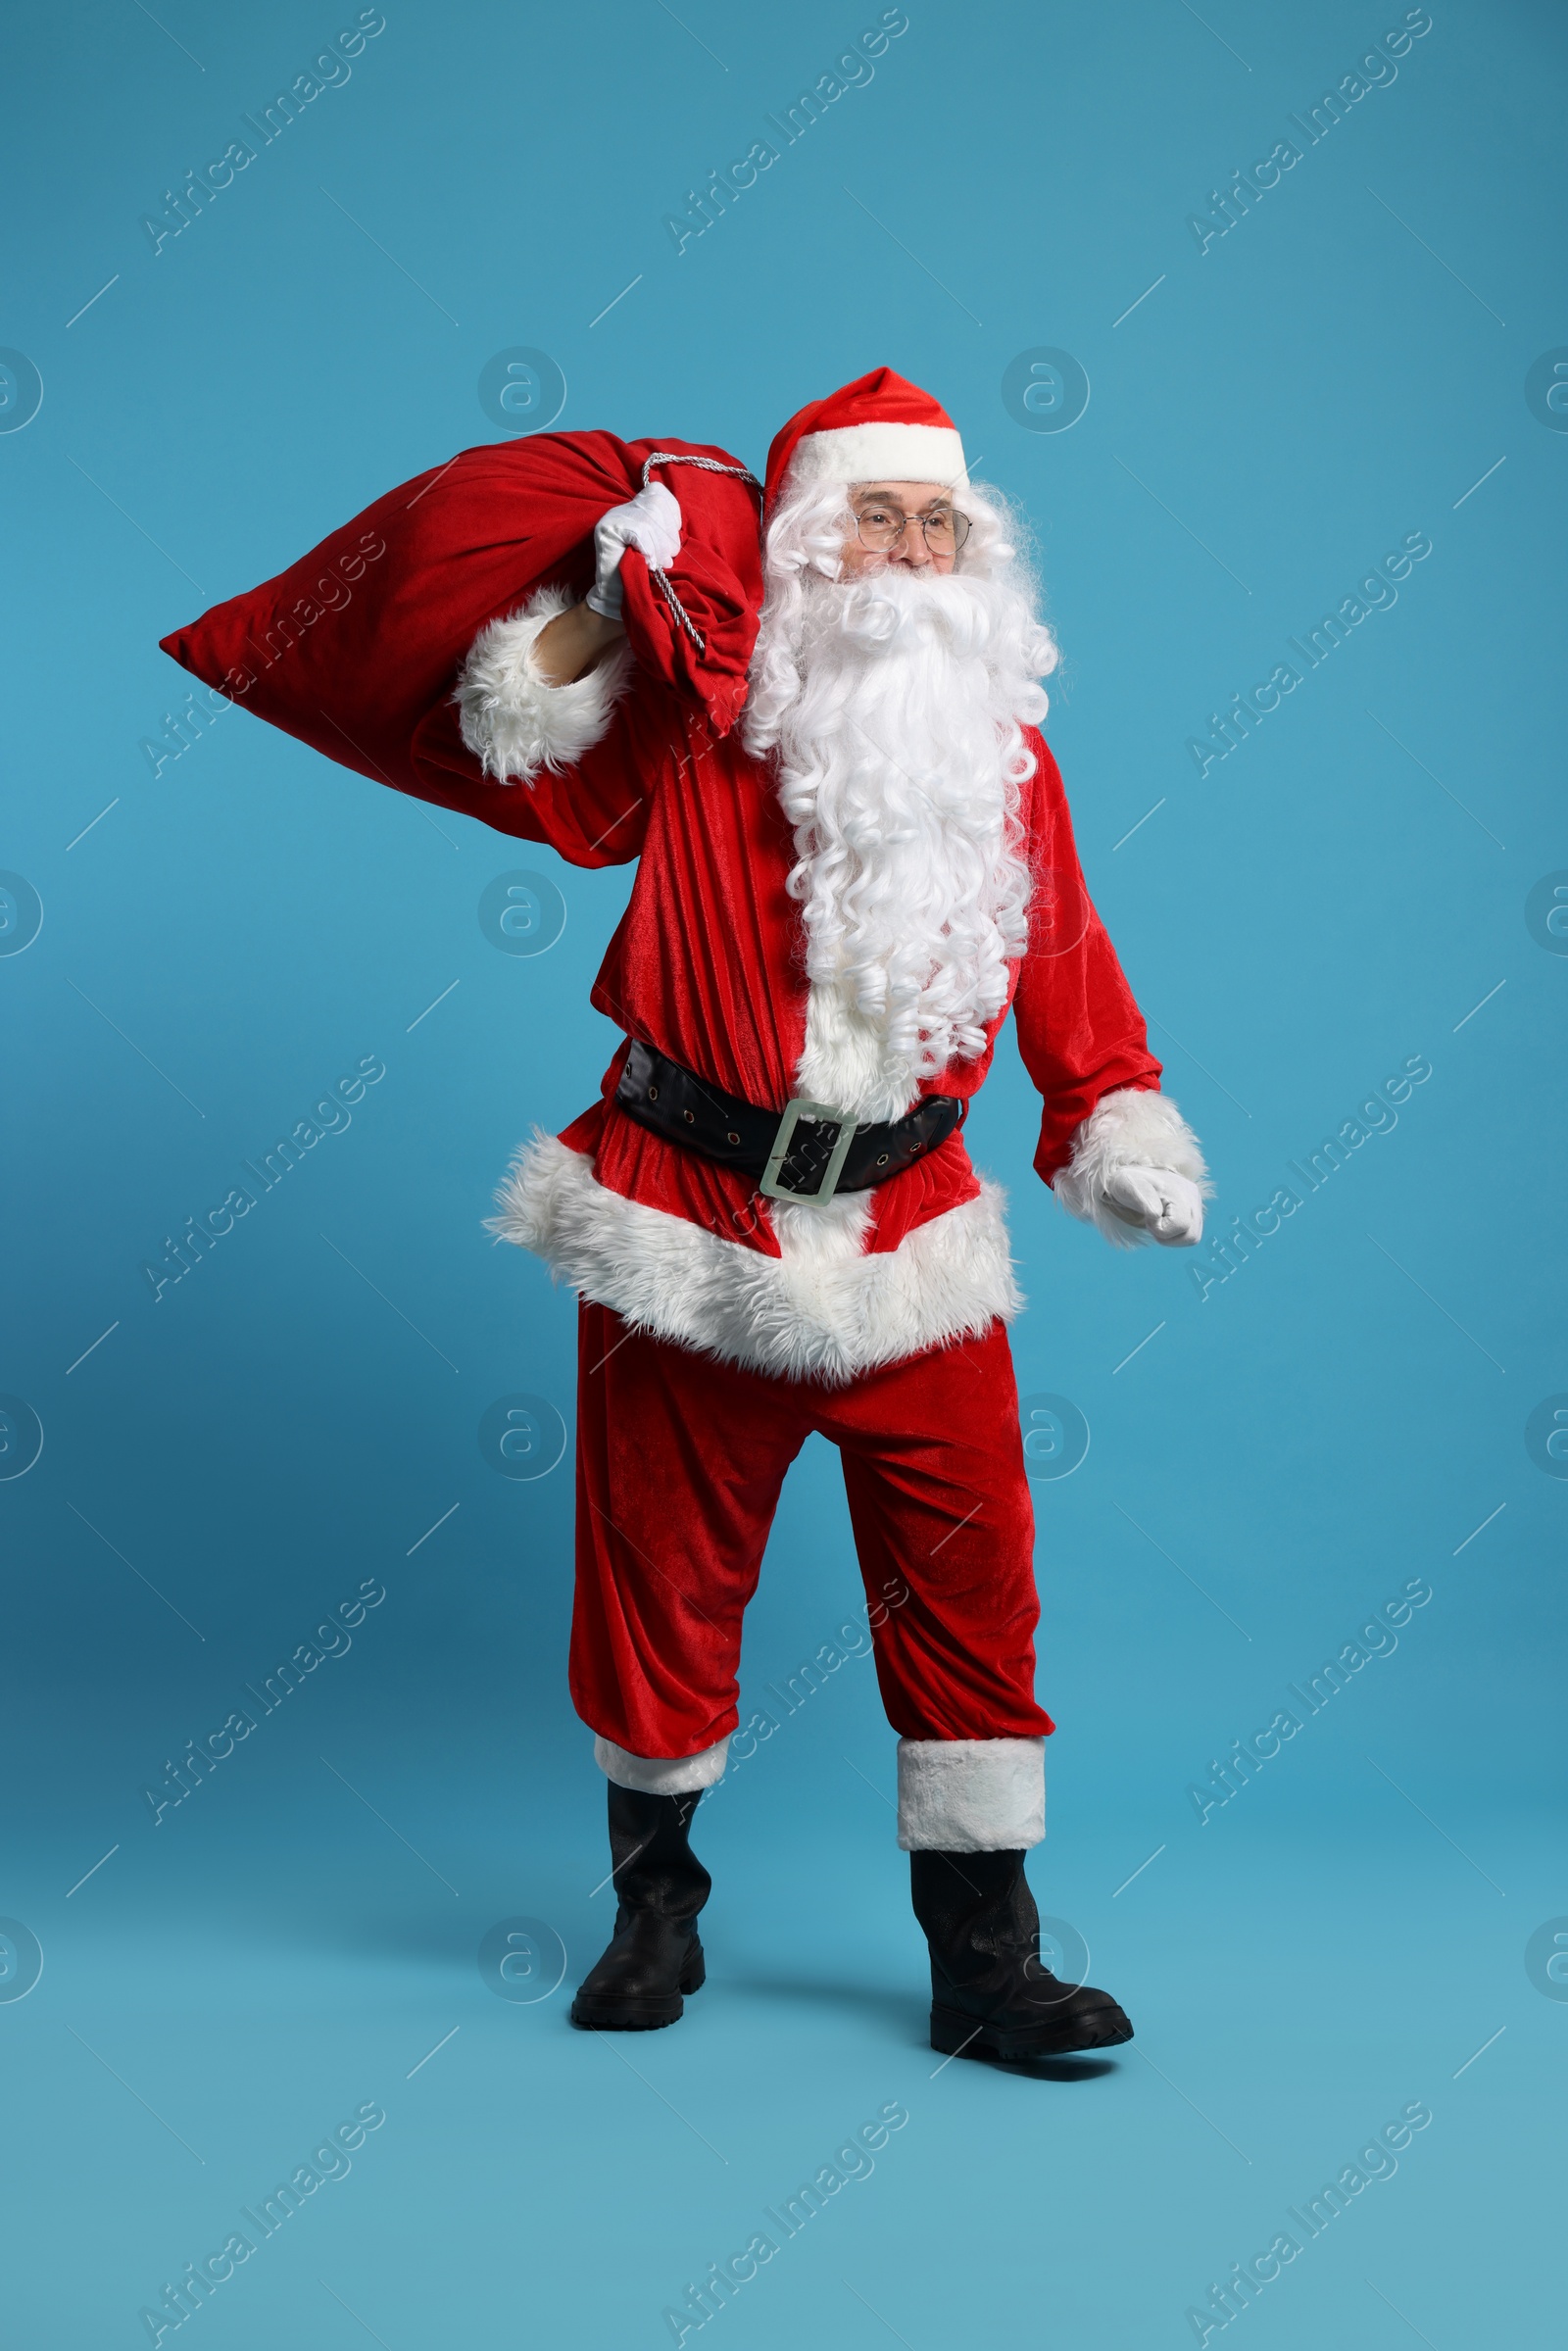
[158,433,762,811]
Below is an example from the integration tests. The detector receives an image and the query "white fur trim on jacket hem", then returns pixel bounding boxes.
[1054,1086,1212,1250]
[453,584,634,786]
[594,1733,730,1795]
[896,1737,1046,1851]
[488,1132,1022,1385]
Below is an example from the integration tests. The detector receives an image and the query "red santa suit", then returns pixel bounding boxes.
[419,371,1208,1852]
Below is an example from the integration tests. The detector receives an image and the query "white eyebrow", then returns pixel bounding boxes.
[852,487,956,513]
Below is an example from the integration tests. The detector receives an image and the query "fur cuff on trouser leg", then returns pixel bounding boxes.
[593,1734,730,1796]
[896,1737,1046,1851]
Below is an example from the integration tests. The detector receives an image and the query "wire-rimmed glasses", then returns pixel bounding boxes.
[853,498,970,557]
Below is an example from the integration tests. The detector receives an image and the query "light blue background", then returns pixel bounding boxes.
[2,1,1563,2344]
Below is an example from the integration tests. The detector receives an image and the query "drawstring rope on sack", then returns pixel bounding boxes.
[638,453,762,657]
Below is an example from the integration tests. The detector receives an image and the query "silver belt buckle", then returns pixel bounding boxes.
[759,1099,858,1205]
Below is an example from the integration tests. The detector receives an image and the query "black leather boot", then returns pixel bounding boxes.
[911,1848,1133,2062]
[569,1783,710,2032]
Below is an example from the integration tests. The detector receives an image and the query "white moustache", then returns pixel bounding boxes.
[811,566,1054,674]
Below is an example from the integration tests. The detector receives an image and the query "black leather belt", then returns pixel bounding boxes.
[613,1038,964,1204]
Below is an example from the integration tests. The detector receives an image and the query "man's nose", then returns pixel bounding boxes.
[891,517,932,567]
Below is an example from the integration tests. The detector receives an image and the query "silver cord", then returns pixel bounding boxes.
[635,453,761,656]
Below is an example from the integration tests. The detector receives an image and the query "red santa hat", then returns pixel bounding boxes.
[763,367,967,514]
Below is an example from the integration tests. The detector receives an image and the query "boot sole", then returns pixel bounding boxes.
[930,2000,1133,2063]
[569,1951,706,2033]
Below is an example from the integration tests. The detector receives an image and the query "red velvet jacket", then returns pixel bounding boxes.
[414,668,1162,1269]
[156,427,1194,1374]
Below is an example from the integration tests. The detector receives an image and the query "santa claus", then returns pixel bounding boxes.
[454,368,1210,2062]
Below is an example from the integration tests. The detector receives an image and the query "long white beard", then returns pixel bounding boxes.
[744,565,1054,1121]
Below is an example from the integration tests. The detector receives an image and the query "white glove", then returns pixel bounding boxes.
[1100,1164,1205,1248]
[585,483,683,618]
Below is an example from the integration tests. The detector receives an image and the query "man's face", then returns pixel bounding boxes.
[838,481,961,577]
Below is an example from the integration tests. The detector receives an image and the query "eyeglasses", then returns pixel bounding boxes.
[854,500,970,556]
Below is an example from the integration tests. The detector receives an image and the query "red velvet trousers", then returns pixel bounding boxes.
[570,1302,1054,1761]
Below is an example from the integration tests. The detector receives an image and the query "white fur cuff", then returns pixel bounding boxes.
[896,1737,1046,1851]
[594,1733,730,1795]
[453,583,633,786]
[1054,1086,1211,1250]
